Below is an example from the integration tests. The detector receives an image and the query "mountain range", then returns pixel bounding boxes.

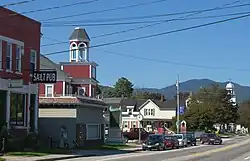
[134,79,250,102]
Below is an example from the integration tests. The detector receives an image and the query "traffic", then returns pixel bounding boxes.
[122,128,223,151]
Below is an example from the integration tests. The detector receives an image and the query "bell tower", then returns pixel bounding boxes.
[69,27,90,62]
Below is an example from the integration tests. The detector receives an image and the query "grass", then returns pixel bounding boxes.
[79,144,137,150]
[0,158,5,161]
[5,148,72,157]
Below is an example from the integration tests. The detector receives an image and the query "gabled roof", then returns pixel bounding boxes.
[69,27,90,41]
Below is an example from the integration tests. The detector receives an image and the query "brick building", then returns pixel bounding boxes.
[0,7,41,134]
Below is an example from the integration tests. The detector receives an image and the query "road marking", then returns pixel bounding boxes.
[95,145,205,161]
[244,156,250,160]
[191,139,250,157]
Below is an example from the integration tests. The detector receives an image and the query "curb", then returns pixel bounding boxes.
[36,149,142,161]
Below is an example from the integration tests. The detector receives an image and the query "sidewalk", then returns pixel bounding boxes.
[2,147,142,161]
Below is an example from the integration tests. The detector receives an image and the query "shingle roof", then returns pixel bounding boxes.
[69,27,90,41]
[39,97,106,106]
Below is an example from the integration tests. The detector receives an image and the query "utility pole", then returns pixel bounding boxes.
[176,75,180,134]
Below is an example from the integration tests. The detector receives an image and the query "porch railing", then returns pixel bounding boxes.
[39,94,103,101]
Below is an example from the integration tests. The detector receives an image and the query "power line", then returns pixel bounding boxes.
[41,0,246,47]
[41,0,171,21]
[1,0,101,18]
[40,14,250,72]
[1,0,37,7]
[42,2,250,24]
[44,13,250,55]
[41,11,250,27]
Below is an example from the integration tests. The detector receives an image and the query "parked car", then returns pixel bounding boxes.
[142,134,165,151]
[123,128,154,142]
[164,135,179,149]
[184,132,197,146]
[200,133,222,145]
[173,134,188,147]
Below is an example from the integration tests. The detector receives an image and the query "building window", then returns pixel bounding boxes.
[30,50,37,73]
[86,124,101,140]
[123,121,128,128]
[78,87,86,96]
[131,121,137,128]
[10,93,25,126]
[91,66,96,79]
[6,43,12,71]
[128,109,133,115]
[144,109,155,116]
[45,84,54,97]
[16,46,22,72]
[72,49,76,60]
[79,43,86,61]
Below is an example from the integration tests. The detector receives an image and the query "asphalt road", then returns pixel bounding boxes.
[65,136,250,161]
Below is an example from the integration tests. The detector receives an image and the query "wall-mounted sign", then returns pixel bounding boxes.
[32,71,57,83]
[9,79,23,88]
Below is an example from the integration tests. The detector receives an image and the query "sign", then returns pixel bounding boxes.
[9,79,23,88]
[137,114,143,121]
[32,71,57,83]
[179,106,185,115]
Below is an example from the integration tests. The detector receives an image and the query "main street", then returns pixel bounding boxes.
[65,136,250,161]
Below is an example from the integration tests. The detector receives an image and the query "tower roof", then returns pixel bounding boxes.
[69,27,90,41]
[226,82,234,89]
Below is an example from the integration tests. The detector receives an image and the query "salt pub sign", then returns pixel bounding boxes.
[32,71,57,83]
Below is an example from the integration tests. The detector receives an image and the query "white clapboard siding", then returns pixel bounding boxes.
[39,108,77,118]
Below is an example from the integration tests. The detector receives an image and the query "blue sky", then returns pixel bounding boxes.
[3,0,250,88]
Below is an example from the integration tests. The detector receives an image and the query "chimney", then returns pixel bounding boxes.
[160,95,165,102]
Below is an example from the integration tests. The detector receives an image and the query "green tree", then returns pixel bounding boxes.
[182,84,238,131]
[238,101,250,128]
[134,91,164,100]
[114,77,134,97]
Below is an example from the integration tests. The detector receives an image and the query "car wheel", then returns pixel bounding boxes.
[142,148,147,151]
[201,141,204,144]
[123,137,129,143]
[219,141,222,145]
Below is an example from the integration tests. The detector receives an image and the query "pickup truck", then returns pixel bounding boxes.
[123,128,154,142]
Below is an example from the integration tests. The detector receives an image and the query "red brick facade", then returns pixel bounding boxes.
[0,7,41,83]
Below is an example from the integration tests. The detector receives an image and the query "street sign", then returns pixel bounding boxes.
[179,106,185,115]
[32,70,57,83]
[137,114,143,121]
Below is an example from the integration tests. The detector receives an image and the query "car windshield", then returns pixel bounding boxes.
[148,135,162,141]
[174,134,183,139]
[207,134,217,137]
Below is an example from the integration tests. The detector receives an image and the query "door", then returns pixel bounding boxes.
[29,94,36,132]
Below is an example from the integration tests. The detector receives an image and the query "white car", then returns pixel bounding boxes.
[174,134,188,147]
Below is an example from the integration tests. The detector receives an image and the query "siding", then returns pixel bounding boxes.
[39,108,77,118]
[39,118,76,148]
[77,107,104,124]
[63,65,90,78]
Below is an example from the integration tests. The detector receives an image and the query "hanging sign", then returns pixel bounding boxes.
[32,70,57,83]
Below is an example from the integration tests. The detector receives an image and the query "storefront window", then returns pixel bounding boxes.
[10,93,25,126]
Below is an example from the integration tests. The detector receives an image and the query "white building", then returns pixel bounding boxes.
[226,82,236,106]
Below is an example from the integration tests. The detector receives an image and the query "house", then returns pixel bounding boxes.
[38,27,107,148]
[104,97,186,133]
[0,7,41,135]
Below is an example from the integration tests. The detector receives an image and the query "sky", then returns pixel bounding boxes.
[2,0,250,88]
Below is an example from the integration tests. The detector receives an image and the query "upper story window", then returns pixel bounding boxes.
[91,66,96,79]
[30,50,37,73]
[0,41,2,70]
[79,43,86,61]
[45,84,53,97]
[70,43,77,61]
[128,109,133,115]
[144,109,155,116]
[16,46,22,72]
[6,43,12,71]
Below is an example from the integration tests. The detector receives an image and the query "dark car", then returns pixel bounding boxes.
[200,133,222,145]
[142,134,165,151]
[185,133,196,146]
[164,135,179,149]
[123,128,154,142]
